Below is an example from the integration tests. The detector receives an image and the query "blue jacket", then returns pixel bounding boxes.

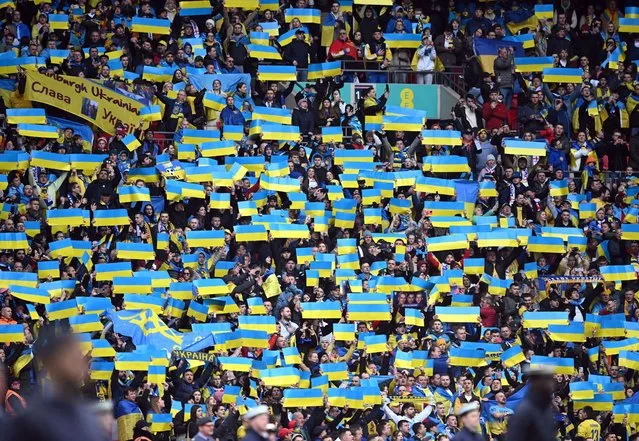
[220,106,246,125]
[547,147,567,172]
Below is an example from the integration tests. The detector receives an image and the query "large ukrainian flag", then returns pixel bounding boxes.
[132,17,171,34]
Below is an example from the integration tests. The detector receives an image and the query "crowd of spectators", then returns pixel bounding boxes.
[1,1,639,441]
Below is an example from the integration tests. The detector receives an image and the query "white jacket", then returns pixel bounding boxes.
[416,44,437,72]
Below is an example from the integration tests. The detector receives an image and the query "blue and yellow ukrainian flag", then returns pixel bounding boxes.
[48,49,69,64]
[363,334,387,354]
[69,154,107,173]
[90,360,115,381]
[222,125,244,141]
[164,297,186,317]
[48,13,69,30]
[235,225,267,242]
[7,108,46,125]
[45,299,78,321]
[500,345,525,368]
[602,382,625,401]
[542,67,584,83]
[257,65,297,82]
[116,242,155,260]
[549,179,568,197]
[68,314,103,333]
[31,150,70,170]
[113,276,154,294]
[123,295,164,314]
[383,33,422,49]
[0,324,24,343]
[573,395,614,412]
[0,232,29,250]
[91,339,116,358]
[422,156,470,173]
[534,4,553,19]
[503,139,547,156]
[260,124,300,141]
[423,201,465,216]
[149,413,172,432]
[579,202,596,219]
[514,56,554,73]
[333,323,355,341]
[301,301,342,319]
[140,105,161,122]
[169,282,194,300]
[504,34,534,49]
[449,348,487,367]
[8,284,48,303]
[523,311,569,328]
[599,264,636,281]
[570,382,595,400]
[193,278,230,296]
[527,236,565,253]
[203,92,226,111]
[38,260,59,280]
[250,31,270,46]
[435,306,480,323]
[118,185,151,203]
[548,322,585,342]
[127,167,159,183]
[627,7,639,18]
[285,8,320,24]
[187,301,208,322]
[476,231,519,248]
[281,346,301,365]
[17,123,58,139]
[238,315,277,333]
[121,134,140,152]
[179,0,212,15]
[260,366,301,386]
[530,355,574,374]
[47,208,86,227]
[463,258,485,275]
[619,350,639,369]
[252,106,291,124]
[404,308,424,327]
[383,115,423,132]
[623,224,639,240]
[247,44,282,60]
[283,388,322,407]
[93,209,131,227]
[320,362,348,381]
[427,234,468,252]
[200,140,237,158]
[421,129,461,146]
[347,303,390,321]
[596,319,627,338]
[307,61,342,80]
[186,230,225,248]
[602,338,639,355]
[333,149,373,165]
[262,161,290,177]
[132,17,171,34]
[258,21,279,37]
[321,126,343,143]
[95,262,132,281]
[619,18,639,33]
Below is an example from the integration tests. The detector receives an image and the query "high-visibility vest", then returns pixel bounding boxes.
[5,389,26,415]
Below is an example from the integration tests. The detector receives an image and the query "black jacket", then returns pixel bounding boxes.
[506,390,557,441]
[3,396,106,441]
[292,107,316,135]
[241,429,269,441]
[452,427,484,441]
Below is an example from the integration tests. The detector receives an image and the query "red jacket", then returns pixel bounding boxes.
[482,101,509,131]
